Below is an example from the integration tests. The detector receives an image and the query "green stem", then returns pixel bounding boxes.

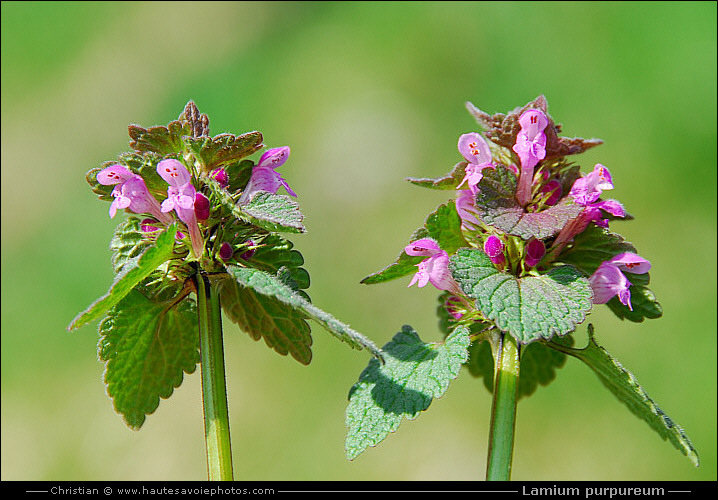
[485,333,520,481]
[196,272,234,481]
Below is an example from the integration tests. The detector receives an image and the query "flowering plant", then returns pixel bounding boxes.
[68,102,381,480]
[344,96,699,479]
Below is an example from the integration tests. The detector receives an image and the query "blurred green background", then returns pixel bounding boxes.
[2,1,715,482]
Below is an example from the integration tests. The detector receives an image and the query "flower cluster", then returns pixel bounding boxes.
[402,97,656,322]
[96,146,296,261]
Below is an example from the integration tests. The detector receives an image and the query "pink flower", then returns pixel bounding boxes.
[569,164,614,205]
[445,295,465,320]
[607,252,652,274]
[238,146,296,205]
[457,133,494,194]
[590,262,633,308]
[483,235,505,266]
[405,239,461,294]
[589,253,651,310]
[513,109,549,206]
[524,238,546,268]
[97,164,171,223]
[404,238,442,257]
[157,159,204,258]
[455,189,481,231]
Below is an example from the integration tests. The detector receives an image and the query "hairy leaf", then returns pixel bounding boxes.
[224,265,382,360]
[128,120,188,155]
[97,287,199,429]
[362,202,466,285]
[241,191,306,234]
[475,164,583,240]
[203,177,305,234]
[183,132,263,174]
[406,162,467,190]
[220,275,313,365]
[345,325,470,460]
[68,224,179,330]
[450,247,592,343]
[550,325,699,466]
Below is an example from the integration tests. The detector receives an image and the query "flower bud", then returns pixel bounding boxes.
[483,235,505,266]
[210,168,229,188]
[194,192,210,221]
[219,242,234,262]
[525,238,546,267]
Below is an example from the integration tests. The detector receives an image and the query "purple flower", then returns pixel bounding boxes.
[404,238,442,257]
[590,262,633,308]
[457,133,494,194]
[525,238,546,268]
[589,253,651,310]
[97,164,171,224]
[607,252,652,274]
[157,159,204,258]
[210,168,229,188]
[405,239,461,294]
[569,164,614,205]
[484,235,505,266]
[552,164,626,252]
[238,146,296,205]
[512,109,549,206]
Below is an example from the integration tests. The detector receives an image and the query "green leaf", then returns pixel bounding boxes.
[68,224,179,331]
[606,287,663,322]
[559,225,662,322]
[203,177,305,234]
[406,162,467,190]
[345,325,471,460]
[250,234,311,296]
[240,191,306,234]
[449,247,592,343]
[183,132,263,174]
[128,120,189,155]
[109,217,151,274]
[550,325,699,466]
[97,287,199,429]
[224,265,383,360]
[362,202,466,285]
[220,274,313,365]
[475,164,584,240]
[466,336,573,399]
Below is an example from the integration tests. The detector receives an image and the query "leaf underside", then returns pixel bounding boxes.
[345,325,471,460]
[224,265,383,360]
[551,325,699,467]
[406,161,468,190]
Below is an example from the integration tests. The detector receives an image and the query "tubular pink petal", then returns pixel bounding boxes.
[404,238,441,257]
[97,165,135,185]
[257,146,290,169]
[458,132,492,165]
[157,159,192,187]
[608,253,651,274]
